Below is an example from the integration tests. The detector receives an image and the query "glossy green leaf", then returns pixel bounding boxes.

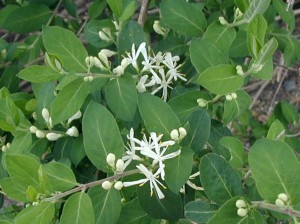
[5,132,32,154]
[0,97,20,132]
[83,101,124,172]
[196,65,244,95]
[229,30,249,57]
[190,39,228,74]
[155,36,187,56]
[51,79,89,125]
[247,15,267,58]
[4,154,40,190]
[165,147,194,193]
[219,137,244,169]
[88,187,121,224]
[138,184,183,221]
[71,135,86,167]
[105,75,138,121]
[0,177,27,202]
[249,139,300,205]
[41,161,77,192]
[118,21,146,55]
[223,90,251,124]
[208,120,232,148]
[184,200,218,223]
[243,0,270,22]
[119,1,137,21]
[280,101,299,123]
[182,109,210,152]
[43,26,88,72]
[203,22,236,53]
[168,90,211,123]
[14,202,54,224]
[138,93,180,137]
[200,153,243,205]
[17,65,62,83]
[60,192,95,224]
[161,0,206,36]
[266,120,285,141]
[2,4,51,34]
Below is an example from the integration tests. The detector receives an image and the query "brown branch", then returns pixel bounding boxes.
[138,0,150,27]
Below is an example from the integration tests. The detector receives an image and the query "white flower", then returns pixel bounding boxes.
[123,164,166,199]
[151,69,173,102]
[163,53,186,83]
[66,126,79,137]
[136,75,156,93]
[67,111,82,125]
[113,65,125,76]
[46,133,63,141]
[126,42,146,71]
[140,50,162,84]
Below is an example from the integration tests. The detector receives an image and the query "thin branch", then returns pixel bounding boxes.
[138,0,150,27]
[252,201,300,217]
[249,80,270,110]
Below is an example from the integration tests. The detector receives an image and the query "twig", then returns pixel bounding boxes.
[249,80,271,110]
[138,0,150,27]
[252,201,300,217]
[243,80,266,92]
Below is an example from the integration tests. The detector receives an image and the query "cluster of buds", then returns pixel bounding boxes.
[235,199,248,217]
[236,65,244,76]
[101,180,123,191]
[170,127,187,142]
[234,8,243,20]
[225,92,238,101]
[275,193,289,208]
[197,98,208,108]
[106,153,125,174]
[1,142,10,152]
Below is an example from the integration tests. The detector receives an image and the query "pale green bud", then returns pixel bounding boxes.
[66,126,79,137]
[46,133,63,141]
[42,108,50,123]
[100,49,116,57]
[36,130,46,138]
[67,111,82,125]
[102,181,113,190]
[278,193,289,203]
[114,181,123,190]
[235,199,246,208]
[231,92,237,99]
[225,94,233,101]
[219,16,228,25]
[170,129,180,141]
[29,126,38,134]
[197,98,207,107]
[275,198,285,208]
[106,153,116,167]
[179,127,187,139]
[116,159,125,173]
[237,208,248,217]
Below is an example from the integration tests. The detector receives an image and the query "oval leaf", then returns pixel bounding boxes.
[17,65,62,83]
[185,200,218,223]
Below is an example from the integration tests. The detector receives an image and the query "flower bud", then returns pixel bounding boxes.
[6,143,10,149]
[179,127,187,139]
[113,65,125,76]
[36,130,46,138]
[54,59,62,71]
[106,153,116,167]
[236,65,244,76]
[225,94,233,101]
[102,181,113,190]
[231,92,237,99]
[67,111,82,124]
[42,108,50,123]
[235,199,246,208]
[99,31,111,42]
[116,159,125,173]
[121,58,130,68]
[114,181,123,190]
[275,198,285,208]
[278,193,289,203]
[197,98,207,107]
[85,56,95,68]
[93,57,104,70]
[237,208,248,217]
[98,52,109,68]
[219,16,228,25]
[29,126,38,134]
[1,145,7,152]
[66,126,79,137]
[170,129,179,141]
[32,112,37,120]
[46,133,62,141]
[100,49,116,58]
[153,20,168,36]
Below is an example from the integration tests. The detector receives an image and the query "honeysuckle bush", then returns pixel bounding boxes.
[0,0,300,223]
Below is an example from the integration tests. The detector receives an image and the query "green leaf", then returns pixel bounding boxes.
[43,26,88,72]
[155,36,187,56]
[2,4,51,34]
[83,101,124,172]
[243,0,270,22]
[138,93,180,137]
[203,22,236,54]
[223,90,251,124]
[17,65,62,83]
[105,75,138,121]
[161,0,206,36]
[182,109,210,152]
[118,21,146,55]
[200,153,243,205]
[208,120,232,148]
[60,192,95,224]
[88,0,107,19]
[41,161,77,192]
[266,119,285,141]
[5,132,32,154]
[249,139,300,205]
[138,184,183,221]
[234,0,249,12]
[280,101,299,123]
[196,65,244,95]
[247,15,267,58]
[190,39,228,74]
[0,177,27,202]
[168,90,211,123]
[14,202,54,224]
[0,5,19,28]
[119,1,137,21]
[107,0,123,17]
[0,97,20,132]
[116,198,152,224]
[228,30,248,57]
[51,79,90,125]
[71,135,86,167]
[4,154,40,190]
[165,147,194,193]
[273,0,295,32]
[251,59,273,79]
[219,137,244,169]
[88,187,121,224]
[184,201,218,223]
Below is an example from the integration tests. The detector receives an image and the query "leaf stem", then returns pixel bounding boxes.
[251,201,300,217]
[42,169,139,202]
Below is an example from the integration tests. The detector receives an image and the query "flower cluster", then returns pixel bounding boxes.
[235,199,248,217]
[121,128,183,199]
[275,193,289,208]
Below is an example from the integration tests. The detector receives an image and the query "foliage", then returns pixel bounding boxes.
[0,0,300,223]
